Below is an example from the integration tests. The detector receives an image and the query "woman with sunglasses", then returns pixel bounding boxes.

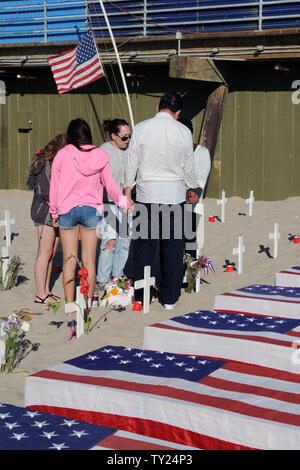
[96,118,132,291]
[49,118,130,309]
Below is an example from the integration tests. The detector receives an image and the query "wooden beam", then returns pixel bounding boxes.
[169,56,226,83]
[199,83,228,155]
[199,84,228,195]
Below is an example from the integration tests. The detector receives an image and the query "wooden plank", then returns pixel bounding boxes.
[291,83,300,196]
[169,56,226,83]
[218,91,236,198]
[248,88,265,200]
[49,94,70,139]
[234,91,251,198]
[0,97,9,189]
[263,90,279,200]
[198,84,228,198]
[277,90,293,199]
[8,95,19,189]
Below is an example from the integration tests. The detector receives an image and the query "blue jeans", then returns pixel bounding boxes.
[59,206,102,229]
[96,206,131,283]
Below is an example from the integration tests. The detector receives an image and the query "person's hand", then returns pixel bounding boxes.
[126,198,135,214]
[187,189,199,204]
[52,218,59,228]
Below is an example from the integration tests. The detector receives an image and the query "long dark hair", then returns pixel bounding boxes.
[29,133,68,173]
[66,118,97,152]
[102,118,129,139]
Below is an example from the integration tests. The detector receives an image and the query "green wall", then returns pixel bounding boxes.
[0,61,300,200]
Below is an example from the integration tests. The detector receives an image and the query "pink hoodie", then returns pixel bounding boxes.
[49,144,129,219]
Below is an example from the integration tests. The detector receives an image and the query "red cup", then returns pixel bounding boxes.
[226,265,234,272]
[132,301,142,311]
[209,216,215,223]
[294,236,300,244]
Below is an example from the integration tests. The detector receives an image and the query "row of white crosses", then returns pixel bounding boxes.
[216,191,280,274]
[232,223,280,275]
[0,210,15,364]
[217,189,254,223]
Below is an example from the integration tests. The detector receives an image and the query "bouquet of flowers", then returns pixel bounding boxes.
[183,253,215,293]
[0,255,24,291]
[1,313,31,373]
[100,276,133,309]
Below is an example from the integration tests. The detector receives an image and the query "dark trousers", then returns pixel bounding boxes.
[132,202,185,305]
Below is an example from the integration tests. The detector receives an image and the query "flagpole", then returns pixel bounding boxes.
[98,0,135,129]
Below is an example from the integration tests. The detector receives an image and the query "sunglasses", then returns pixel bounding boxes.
[118,134,131,141]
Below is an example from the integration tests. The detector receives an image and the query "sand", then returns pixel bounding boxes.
[0,189,299,407]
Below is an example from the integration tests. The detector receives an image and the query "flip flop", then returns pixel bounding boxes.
[13,308,42,321]
[1,308,42,322]
[48,293,64,302]
[34,294,51,310]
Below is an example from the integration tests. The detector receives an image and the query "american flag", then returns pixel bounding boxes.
[25,346,300,450]
[276,266,300,288]
[214,284,300,319]
[47,30,104,95]
[143,310,300,373]
[0,403,196,450]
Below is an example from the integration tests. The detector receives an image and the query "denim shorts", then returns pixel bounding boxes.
[58,206,102,230]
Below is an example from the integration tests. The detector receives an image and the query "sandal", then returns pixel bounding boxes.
[34,294,51,310]
[48,293,64,302]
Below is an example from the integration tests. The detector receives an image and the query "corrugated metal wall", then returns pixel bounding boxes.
[211,61,300,200]
[1,61,300,200]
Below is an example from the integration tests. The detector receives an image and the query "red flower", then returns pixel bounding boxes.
[78,266,89,297]
[80,285,89,296]
[78,267,88,278]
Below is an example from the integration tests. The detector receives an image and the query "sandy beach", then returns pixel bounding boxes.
[1,189,299,408]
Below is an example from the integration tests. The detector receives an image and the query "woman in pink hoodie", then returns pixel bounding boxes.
[49,118,130,306]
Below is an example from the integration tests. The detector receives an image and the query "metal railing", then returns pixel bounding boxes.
[0,0,299,44]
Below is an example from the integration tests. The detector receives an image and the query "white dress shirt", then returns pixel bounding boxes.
[185,144,211,201]
[124,111,199,204]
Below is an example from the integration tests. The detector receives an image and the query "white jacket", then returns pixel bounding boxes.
[124,112,199,203]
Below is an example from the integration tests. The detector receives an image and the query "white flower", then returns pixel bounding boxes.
[21,321,30,333]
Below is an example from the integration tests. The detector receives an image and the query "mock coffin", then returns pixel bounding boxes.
[25,345,300,450]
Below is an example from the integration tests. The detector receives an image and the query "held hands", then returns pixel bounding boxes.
[124,187,135,214]
[187,189,199,205]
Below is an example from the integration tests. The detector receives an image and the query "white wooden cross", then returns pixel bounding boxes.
[1,246,9,288]
[217,190,227,223]
[0,321,5,365]
[134,265,155,314]
[0,339,5,365]
[269,222,280,259]
[246,190,254,216]
[232,235,245,275]
[0,210,15,247]
[65,286,90,338]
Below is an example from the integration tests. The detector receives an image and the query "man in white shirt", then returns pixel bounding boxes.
[124,92,201,309]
